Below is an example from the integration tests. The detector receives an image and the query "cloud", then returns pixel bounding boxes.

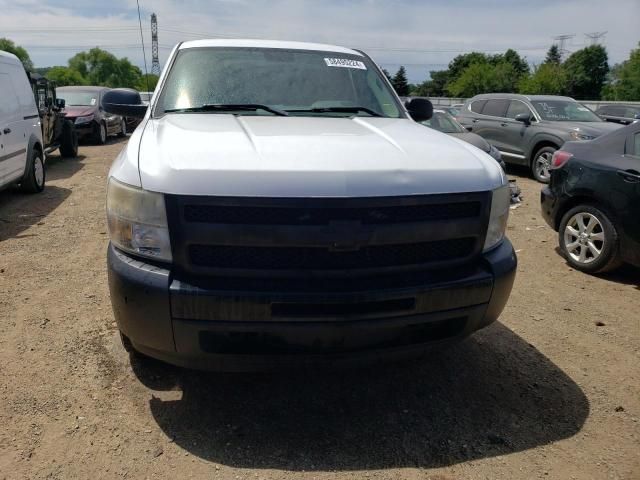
[1,0,638,83]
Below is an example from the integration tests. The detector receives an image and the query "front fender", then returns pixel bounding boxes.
[525,132,566,159]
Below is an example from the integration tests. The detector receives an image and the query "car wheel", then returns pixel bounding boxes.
[19,148,45,193]
[117,118,127,138]
[559,205,623,274]
[59,122,78,158]
[531,146,556,183]
[93,121,107,145]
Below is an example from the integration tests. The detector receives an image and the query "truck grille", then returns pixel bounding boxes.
[189,238,475,271]
[183,202,481,225]
[165,193,490,279]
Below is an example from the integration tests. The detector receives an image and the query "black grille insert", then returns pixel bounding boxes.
[183,202,481,225]
[189,238,475,271]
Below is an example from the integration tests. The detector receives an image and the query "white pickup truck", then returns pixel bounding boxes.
[103,39,516,371]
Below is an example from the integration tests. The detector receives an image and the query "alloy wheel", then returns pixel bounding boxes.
[535,152,553,181]
[563,212,605,264]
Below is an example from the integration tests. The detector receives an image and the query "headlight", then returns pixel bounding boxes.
[75,114,94,124]
[106,178,172,262]
[483,184,510,252]
[569,130,595,141]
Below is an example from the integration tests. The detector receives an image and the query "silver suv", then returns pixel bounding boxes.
[457,94,622,182]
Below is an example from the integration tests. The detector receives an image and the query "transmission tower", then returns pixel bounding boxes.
[151,13,160,76]
[585,31,607,46]
[553,34,575,60]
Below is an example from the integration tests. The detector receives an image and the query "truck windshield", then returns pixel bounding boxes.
[532,100,602,122]
[156,47,402,118]
[56,90,98,107]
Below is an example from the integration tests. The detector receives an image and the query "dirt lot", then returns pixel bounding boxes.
[0,139,638,480]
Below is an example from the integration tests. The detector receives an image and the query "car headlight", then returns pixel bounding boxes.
[106,178,172,262]
[75,114,94,124]
[483,184,510,252]
[569,130,595,141]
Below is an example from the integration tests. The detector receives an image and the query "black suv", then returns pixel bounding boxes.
[457,94,621,183]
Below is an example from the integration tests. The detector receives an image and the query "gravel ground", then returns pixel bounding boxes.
[0,139,638,480]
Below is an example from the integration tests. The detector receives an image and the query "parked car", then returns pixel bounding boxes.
[438,105,462,117]
[0,50,45,193]
[421,108,505,169]
[56,86,127,144]
[541,122,640,273]
[29,73,78,158]
[457,94,622,183]
[102,39,516,371]
[594,104,640,125]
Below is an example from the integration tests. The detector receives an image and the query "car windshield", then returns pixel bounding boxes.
[56,90,98,107]
[532,100,602,122]
[156,47,402,118]
[421,111,466,133]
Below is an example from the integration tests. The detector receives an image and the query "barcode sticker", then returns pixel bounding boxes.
[324,58,367,70]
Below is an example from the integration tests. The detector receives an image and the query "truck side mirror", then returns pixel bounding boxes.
[102,89,147,119]
[405,98,433,122]
[55,98,65,109]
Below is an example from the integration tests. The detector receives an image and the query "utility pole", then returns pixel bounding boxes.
[584,31,607,46]
[151,13,160,76]
[553,34,575,60]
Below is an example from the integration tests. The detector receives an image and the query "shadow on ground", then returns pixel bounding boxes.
[45,153,86,181]
[0,185,71,242]
[132,322,589,470]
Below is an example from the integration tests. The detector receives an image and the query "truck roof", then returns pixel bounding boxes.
[178,39,363,56]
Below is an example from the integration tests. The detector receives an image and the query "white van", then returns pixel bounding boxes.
[0,50,45,193]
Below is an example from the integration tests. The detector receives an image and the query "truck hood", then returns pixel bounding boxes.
[134,114,504,197]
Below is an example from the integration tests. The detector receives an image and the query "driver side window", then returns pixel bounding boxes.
[506,100,532,120]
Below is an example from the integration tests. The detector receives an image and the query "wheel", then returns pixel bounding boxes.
[93,121,107,145]
[559,205,623,273]
[19,148,45,193]
[531,146,556,183]
[59,122,78,158]
[117,118,127,138]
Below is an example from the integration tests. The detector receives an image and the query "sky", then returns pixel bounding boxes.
[1,0,638,84]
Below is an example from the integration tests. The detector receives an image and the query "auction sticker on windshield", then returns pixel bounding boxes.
[324,58,367,70]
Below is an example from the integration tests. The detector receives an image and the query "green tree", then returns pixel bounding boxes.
[0,38,33,71]
[136,73,159,92]
[502,48,530,77]
[545,44,562,65]
[46,66,87,87]
[67,47,142,88]
[413,69,450,97]
[602,43,640,101]
[518,63,568,95]
[447,52,491,82]
[448,62,517,97]
[563,45,609,99]
[381,68,392,83]
[391,66,410,96]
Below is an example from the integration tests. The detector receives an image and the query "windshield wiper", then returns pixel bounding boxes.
[164,104,288,116]
[285,106,383,117]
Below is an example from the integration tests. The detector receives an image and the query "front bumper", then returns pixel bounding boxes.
[108,240,516,371]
